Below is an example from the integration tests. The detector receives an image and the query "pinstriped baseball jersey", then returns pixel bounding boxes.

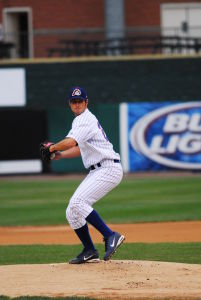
[66,108,120,169]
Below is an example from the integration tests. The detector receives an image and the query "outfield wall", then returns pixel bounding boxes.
[0,55,200,174]
[0,55,201,106]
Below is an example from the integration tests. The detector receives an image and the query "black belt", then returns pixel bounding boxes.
[90,159,120,171]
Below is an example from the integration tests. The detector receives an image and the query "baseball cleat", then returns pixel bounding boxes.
[103,232,125,261]
[69,248,100,264]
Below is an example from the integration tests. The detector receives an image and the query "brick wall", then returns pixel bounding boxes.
[34,0,104,28]
[0,1,2,23]
[1,0,104,28]
[1,0,105,57]
[1,0,200,57]
[1,0,200,29]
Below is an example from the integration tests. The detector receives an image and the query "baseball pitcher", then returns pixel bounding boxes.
[40,86,125,264]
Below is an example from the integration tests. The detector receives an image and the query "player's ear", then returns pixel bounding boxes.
[86,99,88,105]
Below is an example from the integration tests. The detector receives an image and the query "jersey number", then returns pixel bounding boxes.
[97,121,108,141]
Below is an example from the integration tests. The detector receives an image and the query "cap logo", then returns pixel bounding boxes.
[72,88,81,96]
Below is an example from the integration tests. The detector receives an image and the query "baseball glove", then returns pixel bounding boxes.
[40,142,55,162]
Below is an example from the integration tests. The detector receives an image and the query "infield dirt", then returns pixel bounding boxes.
[0,221,201,245]
[0,221,201,299]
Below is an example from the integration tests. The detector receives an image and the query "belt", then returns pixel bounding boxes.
[90,159,120,171]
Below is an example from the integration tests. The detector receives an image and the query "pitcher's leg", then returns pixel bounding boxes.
[74,223,95,251]
[66,166,124,262]
[86,209,113,238]
[66,166,123,230]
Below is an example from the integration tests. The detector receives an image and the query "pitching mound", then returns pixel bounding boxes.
[1,260,201,299]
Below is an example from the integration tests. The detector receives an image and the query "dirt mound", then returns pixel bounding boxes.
[0,260,201,299]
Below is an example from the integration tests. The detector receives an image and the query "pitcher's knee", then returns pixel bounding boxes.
[66,201,88,229]
[66,201,80,222]
[66,195,93,228]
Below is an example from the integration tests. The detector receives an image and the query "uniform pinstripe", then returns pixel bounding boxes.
[67,108,120,169]
[66,108,123,230]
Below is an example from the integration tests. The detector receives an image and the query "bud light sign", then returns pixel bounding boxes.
[122,102,201,171]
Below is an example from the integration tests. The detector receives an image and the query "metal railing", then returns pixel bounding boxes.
[47,36,201,57]
[1,26,201,58]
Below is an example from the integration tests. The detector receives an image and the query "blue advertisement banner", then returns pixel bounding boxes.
[125,102,201,171]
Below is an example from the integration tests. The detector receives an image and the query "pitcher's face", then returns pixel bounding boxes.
[69,99,88,116]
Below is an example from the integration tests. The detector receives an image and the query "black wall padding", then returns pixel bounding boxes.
[0,109,47,160]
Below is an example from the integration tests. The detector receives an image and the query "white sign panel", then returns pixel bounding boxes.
[0,160,42,174]
[0,68,26,106]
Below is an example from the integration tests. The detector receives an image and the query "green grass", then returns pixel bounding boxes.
[0,177,201,226]
[0,243,201,265]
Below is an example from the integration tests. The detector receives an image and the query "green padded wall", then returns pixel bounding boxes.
[1,56,201,108]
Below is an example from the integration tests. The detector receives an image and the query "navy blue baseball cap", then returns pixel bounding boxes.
[69,86,88,101]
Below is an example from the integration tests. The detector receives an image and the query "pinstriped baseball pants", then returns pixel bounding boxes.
[66,163,123,229]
